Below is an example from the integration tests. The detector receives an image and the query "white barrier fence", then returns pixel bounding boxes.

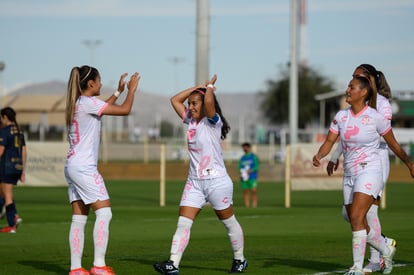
[285,143,344,208]
[25,142,68,187]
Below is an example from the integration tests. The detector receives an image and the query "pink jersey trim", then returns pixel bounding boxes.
[380,126,392,136]
[98,103,109,117]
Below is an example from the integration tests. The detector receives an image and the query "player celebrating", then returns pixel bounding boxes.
[153,74,248,274]
[65,66,140,275]
[313,75,414,275]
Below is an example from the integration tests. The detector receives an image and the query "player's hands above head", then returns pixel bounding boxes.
[209,74,217,85]
[127,72,141,93]
[117,72,128,92]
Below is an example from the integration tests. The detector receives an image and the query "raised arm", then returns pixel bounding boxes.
[203,74,217,118]
[170,85,200,119]
[102,72,140,116]
[105,72,128,105]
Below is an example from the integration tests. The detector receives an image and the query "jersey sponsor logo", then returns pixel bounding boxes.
[344,125,359,140]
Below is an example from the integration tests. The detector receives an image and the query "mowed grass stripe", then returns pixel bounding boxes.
[0,181,413,274]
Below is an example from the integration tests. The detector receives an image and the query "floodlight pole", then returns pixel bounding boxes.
[289,0,299,144]
[195,0,210,84]
[168,56,185,91]
[82,39,102,65]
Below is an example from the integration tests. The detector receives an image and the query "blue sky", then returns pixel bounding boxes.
[0,0,413,96]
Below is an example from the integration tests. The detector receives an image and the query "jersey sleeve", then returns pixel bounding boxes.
[376,112,392,136]
[81,96,108,117]
[328,111,342,135]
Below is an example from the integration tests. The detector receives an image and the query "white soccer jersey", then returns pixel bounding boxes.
[329,105,391,176]
[66,96,108,167]
[184,111,227,179]
[377,94,392,121]
[377,94,392,149]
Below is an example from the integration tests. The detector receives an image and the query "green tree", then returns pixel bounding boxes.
[260,65,337,128]
[160,120,175,137]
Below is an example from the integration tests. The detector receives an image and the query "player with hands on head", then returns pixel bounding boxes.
[312,74,414,275]
[153,74,248,274]
[65,65,140,275]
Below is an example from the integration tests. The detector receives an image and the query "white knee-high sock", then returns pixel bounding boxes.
[352,230,367,270]
[366,205,381,263]
[69,215,88,270]
[221,215,245,261]
[93,207,112,267]
[170,216,193,268]
[367,224,388,256]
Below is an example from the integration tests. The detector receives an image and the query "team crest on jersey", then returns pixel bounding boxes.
[187,129,196,141]
[361,115,371,125]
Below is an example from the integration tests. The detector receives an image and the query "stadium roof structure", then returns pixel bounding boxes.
[1,94,65,126]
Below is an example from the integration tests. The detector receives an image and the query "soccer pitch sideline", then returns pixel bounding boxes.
[1,180,414,275]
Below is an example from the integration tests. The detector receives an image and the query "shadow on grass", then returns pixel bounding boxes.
[19,260,66,275]
[263,257,345,273]
[122,257,228,273]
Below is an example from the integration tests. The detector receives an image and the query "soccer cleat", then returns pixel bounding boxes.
[229,259,248,273]
[385,237,397,248]
[69,267,90,275]
[362,258,384,274]
[153,260,179,275]
[90,266,116,275]
[343,266,364,275]
[0,225,16,233]
[15,214,23,227]
[382,243,397,275]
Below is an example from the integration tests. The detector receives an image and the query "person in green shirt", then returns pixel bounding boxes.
[238,143,259,208]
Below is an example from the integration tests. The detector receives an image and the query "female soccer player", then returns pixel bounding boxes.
[153,75,248,274]
[65,65,140,275]
[327,64,396,273]
[313,75,414,275]
[0,107,26,233]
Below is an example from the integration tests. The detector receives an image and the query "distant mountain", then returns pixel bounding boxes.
[9,81,268,140]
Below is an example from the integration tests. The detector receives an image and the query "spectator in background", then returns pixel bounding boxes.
[238,142,260,208]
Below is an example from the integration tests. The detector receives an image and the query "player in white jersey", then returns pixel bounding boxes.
[154,75,247,275]
[326,64,395,273]
[65,65,140,275]
[313,76,414,275]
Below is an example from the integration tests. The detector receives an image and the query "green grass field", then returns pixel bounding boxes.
[1,180,414,275]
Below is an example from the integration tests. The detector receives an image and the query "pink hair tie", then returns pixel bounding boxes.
[195,89,205,95]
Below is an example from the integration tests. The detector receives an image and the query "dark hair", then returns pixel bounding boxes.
[190,88,231,140]
[355,75,377,109]
[242,142,251,148]
[1,107,23,153]
[66,65,100,127]
[1,107,20,132]
[357,64,391,99]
